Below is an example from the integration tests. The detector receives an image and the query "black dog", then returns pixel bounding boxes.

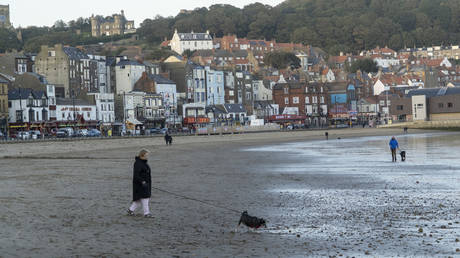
[237,211,266,230]
[164,134,173,145]
[400,151,406,162]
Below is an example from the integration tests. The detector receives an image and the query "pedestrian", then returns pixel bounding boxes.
[127,149,153,218]
[403,127,408,133]
[164,133,172,145]
[389,136,399,162]
[325,131,329,140]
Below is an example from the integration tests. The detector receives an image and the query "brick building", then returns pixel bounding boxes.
[273,79,328,127]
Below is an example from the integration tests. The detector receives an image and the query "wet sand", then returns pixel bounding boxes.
[1,128,459,257]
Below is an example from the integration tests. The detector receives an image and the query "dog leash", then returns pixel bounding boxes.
[152,186,241,214]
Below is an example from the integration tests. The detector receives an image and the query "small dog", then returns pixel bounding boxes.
[237,211,267,230]
[164,134,172,145]
[400,151,406,162]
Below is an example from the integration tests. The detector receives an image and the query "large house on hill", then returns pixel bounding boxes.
[170,29,213,54]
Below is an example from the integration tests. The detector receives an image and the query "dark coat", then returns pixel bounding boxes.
[132,157,151,201]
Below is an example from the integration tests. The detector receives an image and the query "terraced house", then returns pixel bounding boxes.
[35,44,97,98]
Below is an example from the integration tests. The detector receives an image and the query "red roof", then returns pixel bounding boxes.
[421,58,443,67]
[330,55,348,63]
[160,40,170,47]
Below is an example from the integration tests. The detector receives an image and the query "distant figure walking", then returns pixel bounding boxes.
[403,127,408,134]
[127,149,153,218]
[389,136,399,162]
[325,132,329,140]
[164,133,173,145]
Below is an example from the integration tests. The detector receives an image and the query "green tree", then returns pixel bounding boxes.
[0,29,21,53]
[346,58,378,73]
[264,51,301,70]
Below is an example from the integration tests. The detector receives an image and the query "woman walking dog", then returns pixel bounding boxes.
[127,149,153,218]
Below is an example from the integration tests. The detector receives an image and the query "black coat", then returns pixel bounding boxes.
[132,157,151,201]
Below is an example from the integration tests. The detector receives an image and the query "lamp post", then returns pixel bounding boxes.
[72,89,76,130]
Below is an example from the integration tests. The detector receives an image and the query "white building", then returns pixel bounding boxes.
[55,98,97,122]
[115,60,145,94]
[87,93,115,124]
[252,80,272,101]
[170,29,213,54]
[8,88,50,123]
[205,67,225,106]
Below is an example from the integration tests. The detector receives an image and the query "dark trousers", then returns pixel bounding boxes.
[391,148,397,162]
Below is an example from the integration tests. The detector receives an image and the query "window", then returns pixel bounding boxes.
[438,103,444,108]
[320,96,325,104]
[16,110,23,122]
[397,105,404,110]
[305,87,308,93]
[305,97,310,104]
[284,87,289,94]
[312,96,318,104]
[448,102,453,108]
[284,97,289,105]
[293,97,299,104]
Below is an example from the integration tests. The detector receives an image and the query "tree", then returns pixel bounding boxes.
[182,49,196,59]
[0,29,21,53]
[346,58,378,73]
[264,51,301,70]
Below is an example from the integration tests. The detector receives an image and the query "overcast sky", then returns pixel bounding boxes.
[3,0,284,27]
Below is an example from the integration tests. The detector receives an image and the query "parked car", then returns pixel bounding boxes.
[17,131,31,140]
[30,130,42,139]
[87,129,101,137]
[149,128,160,134]
[160,128,169,134]
[76,129,89,137]
[61,128,75,137]
[56,129,68,138]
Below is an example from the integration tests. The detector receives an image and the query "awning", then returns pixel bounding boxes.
[126,118,143,125]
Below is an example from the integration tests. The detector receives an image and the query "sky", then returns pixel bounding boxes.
[2,0,285,27]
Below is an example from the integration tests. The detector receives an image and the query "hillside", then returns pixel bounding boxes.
[2,0,460,55]
[137,0,460,54]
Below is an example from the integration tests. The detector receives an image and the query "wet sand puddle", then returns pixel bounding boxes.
[244,132,460,257]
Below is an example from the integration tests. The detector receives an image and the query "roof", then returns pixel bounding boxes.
[177,32,212,41]
[116,59,145,67]
[407,87,460,98]
[148,74,175,85]
[8,88,46,100]
[56,98,93,106]
[63,47,89,60]
[224,104,247,113]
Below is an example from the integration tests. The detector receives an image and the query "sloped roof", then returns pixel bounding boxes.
[224,104,246,113]
[116,59,144,67]
[63,47,89,60]
[178,32,212,41]
[8,88,46,100]
[149,74,175,85]
[56,98,93,106]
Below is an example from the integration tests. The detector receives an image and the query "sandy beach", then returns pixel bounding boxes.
[1,128,459,257]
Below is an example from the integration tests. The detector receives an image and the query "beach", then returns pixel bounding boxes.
[1,128,459,257]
